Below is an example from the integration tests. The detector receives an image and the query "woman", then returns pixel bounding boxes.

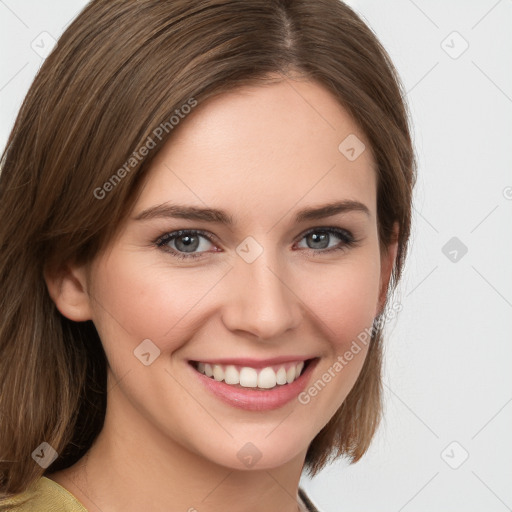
[0,0,416,510]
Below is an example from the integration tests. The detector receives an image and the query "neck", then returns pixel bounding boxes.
[49,383,308,512]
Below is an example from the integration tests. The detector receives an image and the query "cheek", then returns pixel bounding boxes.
[88,253,231,354]
[303,252,381,350]
[293,250,382,426]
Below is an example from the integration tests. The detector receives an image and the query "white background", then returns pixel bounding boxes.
[1,1,511,511]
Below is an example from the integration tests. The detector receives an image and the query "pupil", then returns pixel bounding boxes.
[177,235,198,252]
[310,232,328,249]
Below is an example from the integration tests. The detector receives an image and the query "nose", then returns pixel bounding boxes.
[221,247,303,341]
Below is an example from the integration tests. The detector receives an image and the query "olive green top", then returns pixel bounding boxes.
[1,476,321,511]
[1,477,88,511]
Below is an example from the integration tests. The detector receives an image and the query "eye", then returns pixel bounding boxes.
[155,227,358,261]
[295,227,357,255]
[155,230,217,260]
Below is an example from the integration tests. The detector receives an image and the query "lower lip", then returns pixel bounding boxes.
[189,359,319,411]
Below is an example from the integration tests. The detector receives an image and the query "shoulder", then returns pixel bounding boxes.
[0,476,88,512]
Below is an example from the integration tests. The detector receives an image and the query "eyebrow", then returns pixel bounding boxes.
[133,200,370,225]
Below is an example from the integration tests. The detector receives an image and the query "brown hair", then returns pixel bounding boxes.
[0,0,416,501]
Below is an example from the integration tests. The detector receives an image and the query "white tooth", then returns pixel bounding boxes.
[224,365,240,385]
[212,364,224,381]
[286,365,296,384]
[296,361,304,377]
[204,363,213,377]
[239,367,258,387]
[276,366,287,385]
[258,367,277,389]
[197,362,205,374]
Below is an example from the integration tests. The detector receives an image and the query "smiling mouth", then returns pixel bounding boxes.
[189,359,315,391]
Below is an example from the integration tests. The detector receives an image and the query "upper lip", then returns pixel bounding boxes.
[189,356,317,368]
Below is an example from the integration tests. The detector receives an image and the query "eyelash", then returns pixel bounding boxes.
[154,227,359,261]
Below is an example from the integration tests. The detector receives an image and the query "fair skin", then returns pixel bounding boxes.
[45,76,397,512]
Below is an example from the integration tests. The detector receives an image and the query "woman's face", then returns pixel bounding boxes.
[70,77,395,470]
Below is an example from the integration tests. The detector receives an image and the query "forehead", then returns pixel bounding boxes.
[136,78,377,226]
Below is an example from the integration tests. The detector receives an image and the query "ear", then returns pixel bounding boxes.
[375,222,399,317]
[43,261,93,322]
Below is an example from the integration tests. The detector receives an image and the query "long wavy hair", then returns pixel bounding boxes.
[0,0,416,501]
